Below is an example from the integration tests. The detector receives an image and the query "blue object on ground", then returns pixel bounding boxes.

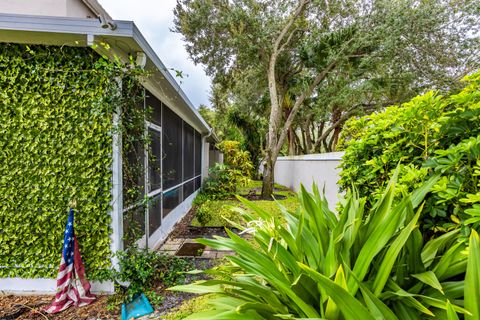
[121,293,154,320]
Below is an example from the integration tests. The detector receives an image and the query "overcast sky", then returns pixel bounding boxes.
[98,0,212,108]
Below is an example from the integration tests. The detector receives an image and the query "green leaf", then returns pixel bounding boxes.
[372,201,422,296]
[465,229,480,320]
[411,271,444,294]
[298,263,376,320]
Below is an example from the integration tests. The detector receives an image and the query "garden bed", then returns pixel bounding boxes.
[0,257,216,320]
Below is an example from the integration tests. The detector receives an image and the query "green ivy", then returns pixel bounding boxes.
[0,43,125,279]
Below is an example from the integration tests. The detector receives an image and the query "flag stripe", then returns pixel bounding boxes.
[45,209,96,314]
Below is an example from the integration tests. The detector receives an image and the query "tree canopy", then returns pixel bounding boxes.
[175,0,479,197]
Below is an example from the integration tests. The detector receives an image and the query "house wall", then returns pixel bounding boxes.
[274,152,344,210]
[0,0,95,18]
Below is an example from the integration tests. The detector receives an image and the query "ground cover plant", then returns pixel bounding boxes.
[339,71,480,232]
[170,173,480,319]
[107,246,195,311]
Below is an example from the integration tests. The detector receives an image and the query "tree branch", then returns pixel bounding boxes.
[266,0,310,159]
[274,59,337,158]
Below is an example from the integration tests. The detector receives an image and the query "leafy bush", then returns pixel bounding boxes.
[195,202,214,226]
[111,246,194,305]
[339,71,480,231]
[171,176,480,319]
[191,200,239,227]
[217,140,253,185]
[194,141,254,203]
[0,44,121,279]
[199,163,239,200]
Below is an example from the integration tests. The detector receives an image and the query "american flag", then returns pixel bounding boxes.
[45,209,96,314]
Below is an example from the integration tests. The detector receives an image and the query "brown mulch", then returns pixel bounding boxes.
[0,294,117,320]
[168,206,198,239]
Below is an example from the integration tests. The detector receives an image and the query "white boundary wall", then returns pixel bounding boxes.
[274,152,344,210]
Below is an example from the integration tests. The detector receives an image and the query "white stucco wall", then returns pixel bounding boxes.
[0,0,95,18]
[274,152,344,210]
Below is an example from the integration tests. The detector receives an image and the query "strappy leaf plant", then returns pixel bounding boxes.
[170,173,480,319]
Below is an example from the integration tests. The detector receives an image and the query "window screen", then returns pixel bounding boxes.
[149,194,162,236]
[183,122,194,181]
[194,131,202,176]
[183,180,195,200]
[148,128,162,192]
[146,90,162,127]
[163,187,181,218]
[195,176,202,191]
[162,105,183,189]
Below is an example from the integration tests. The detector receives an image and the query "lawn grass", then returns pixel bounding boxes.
[162,294,214,320]
[190,180,299,227]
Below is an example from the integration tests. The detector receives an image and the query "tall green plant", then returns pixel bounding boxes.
[217,140,253,184]
[171,174,480,319]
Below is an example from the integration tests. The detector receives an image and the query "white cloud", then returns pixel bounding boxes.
[98,0,212,107]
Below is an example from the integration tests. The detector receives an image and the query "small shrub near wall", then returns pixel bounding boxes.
[195,141,254,201]
[0,44,126,279]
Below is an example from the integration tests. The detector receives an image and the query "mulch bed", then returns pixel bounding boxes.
[0,294,116,320]
[0,258,216,320]
[168,206,241,239]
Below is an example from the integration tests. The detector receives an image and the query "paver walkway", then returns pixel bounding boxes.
[158,237,235,259]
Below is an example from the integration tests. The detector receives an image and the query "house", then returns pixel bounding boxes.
[0,0,220,293]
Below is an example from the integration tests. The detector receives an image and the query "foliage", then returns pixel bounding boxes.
[111,246,194,306]
[0,43,123,279]
[200,163,240,200]
[174,0,479,198]
[163,294,216,320]
[216,140,253,184]
[196,141,253,201]
[339,71,480,231]
[171,175,480,319]
[192,180,299,227]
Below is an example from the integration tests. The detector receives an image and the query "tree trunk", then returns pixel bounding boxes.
[261,153,275,199]
[330,106,342,151]
[288,126,295,155]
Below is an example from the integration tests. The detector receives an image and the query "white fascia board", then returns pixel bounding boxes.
[0,13,132,36]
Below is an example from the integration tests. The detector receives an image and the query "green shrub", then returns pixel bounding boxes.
[0,44,119,279]
[171,175,480,319]
[217,140,253,186]
[191,200,240,227]
[339,71,480,232]
[199,163,239,200]
[111,246,194,305]
[195,201,214,226]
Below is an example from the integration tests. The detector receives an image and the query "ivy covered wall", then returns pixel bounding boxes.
[0,43,118,279]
